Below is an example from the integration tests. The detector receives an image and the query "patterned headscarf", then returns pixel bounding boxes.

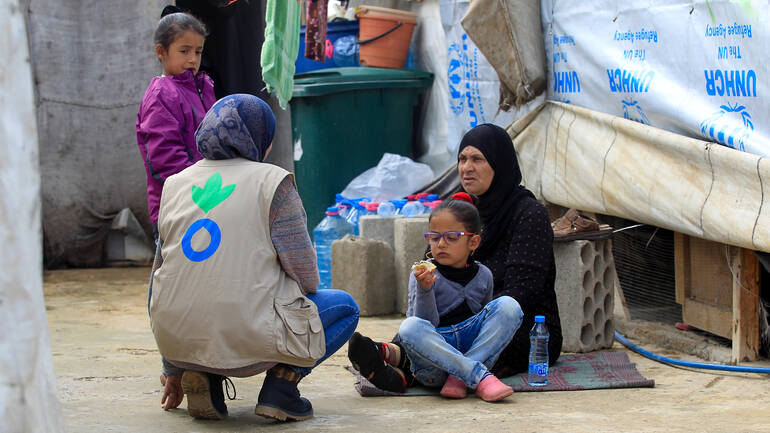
[195,94,276,162]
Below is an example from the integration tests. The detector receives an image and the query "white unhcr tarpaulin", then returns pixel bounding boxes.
[1,0,63,431]
[510,101,770,253]
[543,0,770,157]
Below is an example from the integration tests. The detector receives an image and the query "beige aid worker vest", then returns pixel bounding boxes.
[150,158,325,369]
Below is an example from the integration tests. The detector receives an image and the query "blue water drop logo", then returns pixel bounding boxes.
[181,218,222,262]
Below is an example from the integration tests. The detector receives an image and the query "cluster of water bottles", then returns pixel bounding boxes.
[312,192,443,290]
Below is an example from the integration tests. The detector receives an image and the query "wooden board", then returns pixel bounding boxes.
[674,233,761,361]
[732,247,761,362]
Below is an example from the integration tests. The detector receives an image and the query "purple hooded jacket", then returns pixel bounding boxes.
[136,70,216,224]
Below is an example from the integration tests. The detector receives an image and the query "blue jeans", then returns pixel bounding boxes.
[398,296,522,388]
[292,289,360,377]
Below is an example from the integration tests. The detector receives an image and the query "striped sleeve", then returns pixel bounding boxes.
[269,176,319,294]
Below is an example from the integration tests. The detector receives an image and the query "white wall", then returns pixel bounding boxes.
[0,1,63,431]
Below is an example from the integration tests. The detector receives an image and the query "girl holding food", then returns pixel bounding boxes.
[348,193,523,402]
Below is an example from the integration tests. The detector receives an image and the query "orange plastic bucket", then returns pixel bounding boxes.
[356,6,417,69]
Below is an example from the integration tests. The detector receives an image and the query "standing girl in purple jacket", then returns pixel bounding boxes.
[136,8,216,236]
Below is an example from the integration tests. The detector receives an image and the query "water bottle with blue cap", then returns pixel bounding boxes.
[344,200,367,234]
[313,206,355,289]
[401,200,425,218]
[527,315,550,386]
[334,193,350,218]
[377,201,396,217]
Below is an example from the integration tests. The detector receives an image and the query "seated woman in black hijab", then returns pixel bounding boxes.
[456,123,562,377]
[348,123,561,391]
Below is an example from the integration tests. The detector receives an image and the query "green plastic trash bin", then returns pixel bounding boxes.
[291,67,434,231]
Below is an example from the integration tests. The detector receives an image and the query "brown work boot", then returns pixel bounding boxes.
[181,371,233,420]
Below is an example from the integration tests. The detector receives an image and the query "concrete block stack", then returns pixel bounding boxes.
[553,239,616,352]
[331,235,396,316]
[359,215,401,252]
[392,216,430,314]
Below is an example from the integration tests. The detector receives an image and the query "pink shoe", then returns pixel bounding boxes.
[440,376,467,399]
[476,375,513,402]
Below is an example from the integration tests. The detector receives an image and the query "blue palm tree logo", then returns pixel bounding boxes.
[621,99,649,125]
[699,103,754,151]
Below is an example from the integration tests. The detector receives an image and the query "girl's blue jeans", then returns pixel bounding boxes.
[292,289,360,377]
[398,296,522,388]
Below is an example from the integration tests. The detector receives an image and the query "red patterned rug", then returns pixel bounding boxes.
[348,351,654,397]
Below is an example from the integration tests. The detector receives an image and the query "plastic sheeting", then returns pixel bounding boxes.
[28,0,167,267]
[544,0,770,156]
[1,1,63,431]
[341,153,435,202]
[510,101,770,253]
[461,0,546,109]
[439,0,520,156]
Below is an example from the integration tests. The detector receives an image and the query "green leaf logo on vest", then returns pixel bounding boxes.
[182,172,236,262]
[192,172,235,213]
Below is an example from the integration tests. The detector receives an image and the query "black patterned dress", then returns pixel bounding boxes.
[479,196,563,377]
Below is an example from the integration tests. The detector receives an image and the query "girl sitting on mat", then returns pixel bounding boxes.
[348,193,523,401]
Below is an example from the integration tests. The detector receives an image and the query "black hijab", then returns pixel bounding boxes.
[458,124,535,259]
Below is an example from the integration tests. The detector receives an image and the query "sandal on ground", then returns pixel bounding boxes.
[552,208,613,242]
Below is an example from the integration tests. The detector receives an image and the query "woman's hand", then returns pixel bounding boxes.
[161,373,184,410]
[414,268,437,290]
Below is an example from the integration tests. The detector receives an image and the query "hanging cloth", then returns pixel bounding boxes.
[177,0,269,100]
[261,0,301,108]
[304,0,329,62]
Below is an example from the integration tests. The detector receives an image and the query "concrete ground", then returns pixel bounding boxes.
[45,267,770,433]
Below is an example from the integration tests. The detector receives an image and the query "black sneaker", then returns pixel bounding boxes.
[181,371,235,420]
[347,332,406,393]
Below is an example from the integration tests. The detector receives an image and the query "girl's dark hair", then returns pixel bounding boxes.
[154,11,208,49]
[429,199,482,234]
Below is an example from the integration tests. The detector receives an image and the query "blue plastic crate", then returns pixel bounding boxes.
[296,20,359,74]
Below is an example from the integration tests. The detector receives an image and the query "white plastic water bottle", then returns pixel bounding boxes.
[334,193,350,218]
[391,199,407,215]
[313,207,354,290]
[345,201,366,235]
[401,201,425,218]
[527,315,549,386]
[377,201,396,217]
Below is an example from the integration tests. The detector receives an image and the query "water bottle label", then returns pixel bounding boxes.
[528,363,548,377]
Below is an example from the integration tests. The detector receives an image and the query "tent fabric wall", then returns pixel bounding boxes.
[1,1,63,431]
[543,0,770,157]
[510,101,770,253]
[27,0,167,267]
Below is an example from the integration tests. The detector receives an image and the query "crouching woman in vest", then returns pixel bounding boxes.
[149,94,360,422]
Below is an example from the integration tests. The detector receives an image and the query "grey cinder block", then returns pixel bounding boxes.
[331,235,395,316]
[553,239,616,352]
[393,216,430,314]
[359,215,403,252]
